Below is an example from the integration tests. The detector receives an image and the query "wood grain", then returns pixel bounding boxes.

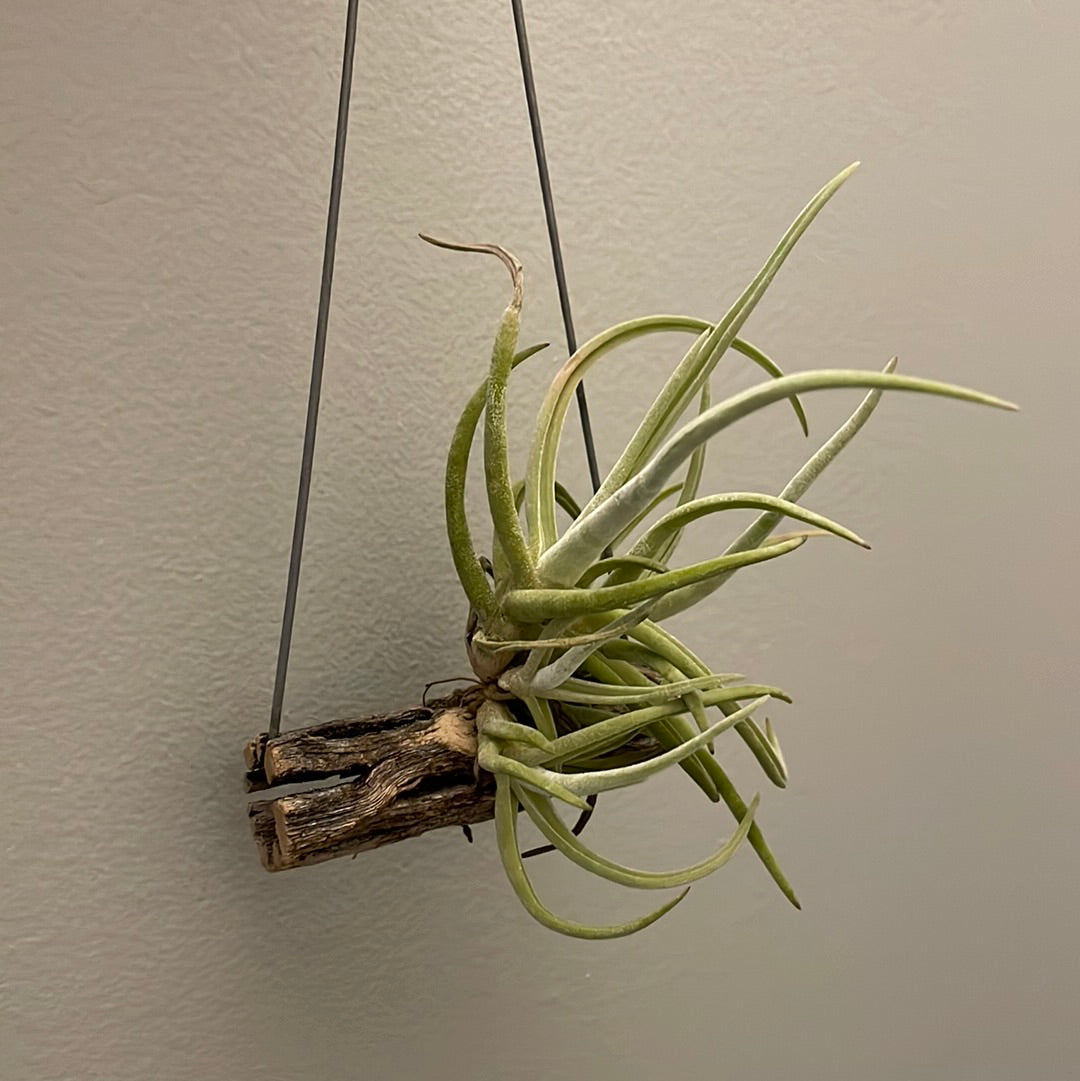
[243,689,495,870]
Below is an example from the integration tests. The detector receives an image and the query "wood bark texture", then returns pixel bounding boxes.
[244,689,494,871]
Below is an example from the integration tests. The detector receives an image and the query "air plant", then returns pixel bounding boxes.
[423,162,1016,939]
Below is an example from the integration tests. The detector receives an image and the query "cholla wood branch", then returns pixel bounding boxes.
[246,164,1015,938]
[245,690,495,871]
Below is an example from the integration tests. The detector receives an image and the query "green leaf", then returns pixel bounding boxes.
[651,357,893,620]
[648,379,711,571]
[541,367,1016,586]
[579,163,860,522]
[493,779,691,939]
[502,670,780,709]
[601,491,869,590]
[524,315,710,555]
[625,621,799,897]
[577,555,671,586]
[515,783,759,890]
[508,681,780,769]
[515,697,772,799]
[423,235,536,592]
[443,342,548,623]
[515,602,660,693]
[579,652,720,801]
[506,535,806,620]
[627,620,788,787]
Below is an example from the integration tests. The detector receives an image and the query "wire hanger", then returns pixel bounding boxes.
[267,0,601,741]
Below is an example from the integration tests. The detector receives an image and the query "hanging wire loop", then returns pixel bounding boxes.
[268,0,361,739]
[510,0,603,495]
[510,0,604,853]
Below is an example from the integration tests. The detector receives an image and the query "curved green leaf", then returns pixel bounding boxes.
[651,358,896,620]
[493,779,690,939]
[444,342,549,622]
[521,697,771,798]
[602,491,869,589]
[515,783,759,890]
[507,535,806,620]
[525,316,709,555]
[580,163,860,523]
[541,367,1016,586]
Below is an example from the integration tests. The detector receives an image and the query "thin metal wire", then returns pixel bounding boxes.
[268,0,360,739]
[510,0,602,495]
[510,0,600,854]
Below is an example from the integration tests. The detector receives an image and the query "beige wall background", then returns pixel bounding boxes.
[4,1,1078,1078]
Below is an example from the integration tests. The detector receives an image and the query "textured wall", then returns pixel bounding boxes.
[4,1,1078,1078]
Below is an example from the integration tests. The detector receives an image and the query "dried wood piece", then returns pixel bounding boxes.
[244,689,493,870]
[247,781,495,871]
[243,733,270,792]
[243,690,663,871]
[248,797,281,867]
[272,719,480,861]
[242,690,480,792]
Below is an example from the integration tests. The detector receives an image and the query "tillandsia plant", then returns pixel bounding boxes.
[422,162,1016,939]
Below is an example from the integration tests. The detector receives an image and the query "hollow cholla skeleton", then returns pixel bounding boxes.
[425,163,1015,938]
